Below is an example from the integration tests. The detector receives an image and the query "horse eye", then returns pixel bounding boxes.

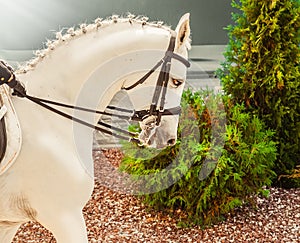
[171,79,183,87]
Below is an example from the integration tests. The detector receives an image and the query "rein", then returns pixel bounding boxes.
[0,33,190,145]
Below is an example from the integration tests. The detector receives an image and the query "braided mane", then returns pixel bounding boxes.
[16,14,173,74]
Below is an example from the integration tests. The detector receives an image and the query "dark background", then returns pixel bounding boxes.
[0,0,234,51]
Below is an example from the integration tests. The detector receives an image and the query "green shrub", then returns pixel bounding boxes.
[120,90,277,226]
[217,0,300,187]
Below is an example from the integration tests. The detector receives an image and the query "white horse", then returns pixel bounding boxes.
[0,13,191,242]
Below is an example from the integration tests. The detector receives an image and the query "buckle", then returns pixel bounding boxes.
[131,110,150,121]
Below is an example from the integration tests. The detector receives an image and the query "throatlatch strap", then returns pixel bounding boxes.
[122,59,164,91]
[122,33,190,91]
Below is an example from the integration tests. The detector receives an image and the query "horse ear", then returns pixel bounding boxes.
[175,13,191,50]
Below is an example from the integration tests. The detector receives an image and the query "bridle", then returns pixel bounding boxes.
[0,31,190,145]
[1,32,190,145]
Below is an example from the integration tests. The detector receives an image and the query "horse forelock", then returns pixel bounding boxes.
[16,14,172,75]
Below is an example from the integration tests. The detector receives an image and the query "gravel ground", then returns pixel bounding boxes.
[13,149,300,243]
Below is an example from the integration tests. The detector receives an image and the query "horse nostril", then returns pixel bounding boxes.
[167,138,176,146]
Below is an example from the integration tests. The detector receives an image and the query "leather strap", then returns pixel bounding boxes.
[0,95,7,163]
[122,33,190,126]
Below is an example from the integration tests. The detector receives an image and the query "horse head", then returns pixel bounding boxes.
[124,13,191,149]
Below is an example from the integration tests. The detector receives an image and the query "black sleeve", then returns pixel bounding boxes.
[0,60,14,84]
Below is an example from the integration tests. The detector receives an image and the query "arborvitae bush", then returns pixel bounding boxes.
[217,0,300,187]
[120,90,277,226]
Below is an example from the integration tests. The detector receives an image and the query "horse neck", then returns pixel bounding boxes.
[16,21,172,110]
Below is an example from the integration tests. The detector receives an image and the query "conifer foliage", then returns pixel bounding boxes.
[121,90,277,226]
[217,0,300,187]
